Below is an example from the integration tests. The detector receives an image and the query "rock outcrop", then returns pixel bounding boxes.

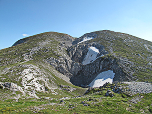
[45,32,134,87]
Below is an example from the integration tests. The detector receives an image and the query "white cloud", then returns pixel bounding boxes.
[22,34,28,37]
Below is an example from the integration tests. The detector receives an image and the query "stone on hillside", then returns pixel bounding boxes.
[105,90,114,97]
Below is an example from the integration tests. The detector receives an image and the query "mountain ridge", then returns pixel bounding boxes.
[0,30,152,97]
[0,30,152,113]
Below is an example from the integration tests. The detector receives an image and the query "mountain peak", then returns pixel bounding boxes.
[0,30,152,113]
[0,30,152,98]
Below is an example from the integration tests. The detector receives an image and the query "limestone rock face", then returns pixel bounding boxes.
[70,56,127,86]
[45,32,133,87]
[67,42,108,63]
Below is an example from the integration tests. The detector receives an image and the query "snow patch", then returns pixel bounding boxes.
[89,70,115,88]
[82,46,99,65]
[78,37,93,44]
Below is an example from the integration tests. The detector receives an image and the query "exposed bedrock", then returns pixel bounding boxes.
[46,42,130,87]
[70,57,128,86]
[67,42,108,63]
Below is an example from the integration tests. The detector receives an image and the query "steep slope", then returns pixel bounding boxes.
[68,30,152,85]
[0,32,86,100]
[0,30,152,101]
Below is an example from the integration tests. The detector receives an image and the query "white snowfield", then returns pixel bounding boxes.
[89,70,115,88]
[78,37,93,44]
[82,46,99,65]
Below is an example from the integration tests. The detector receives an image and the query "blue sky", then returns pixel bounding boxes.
[0,0,152,50]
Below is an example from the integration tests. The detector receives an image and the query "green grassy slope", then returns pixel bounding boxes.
[0,83,152,114]
[88,30,152,82]
[0,32,86,101]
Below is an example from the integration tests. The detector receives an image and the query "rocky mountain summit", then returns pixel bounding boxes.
[0,30,152,100]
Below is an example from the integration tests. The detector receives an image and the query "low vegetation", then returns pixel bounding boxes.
[0,30,152,113]
[0,83,152,114]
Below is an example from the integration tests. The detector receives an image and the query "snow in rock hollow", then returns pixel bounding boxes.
[89,70,115,88]
[78,37,93,44]
[82,46,99,65]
